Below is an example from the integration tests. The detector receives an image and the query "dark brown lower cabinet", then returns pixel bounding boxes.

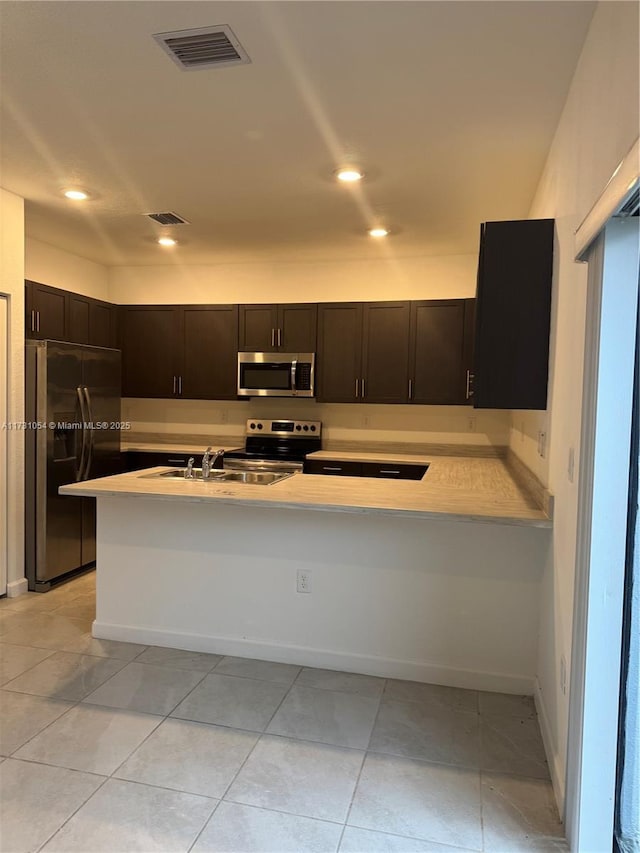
[125,450,223,471]
[303,459,428,480]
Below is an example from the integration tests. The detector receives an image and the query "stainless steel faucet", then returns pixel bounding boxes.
[184,457,195,479]
[201,447,224,479]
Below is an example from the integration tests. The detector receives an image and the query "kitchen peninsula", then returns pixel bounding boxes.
[61,452,552,695]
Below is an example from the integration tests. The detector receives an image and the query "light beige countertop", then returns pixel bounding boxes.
[61,455,552,528]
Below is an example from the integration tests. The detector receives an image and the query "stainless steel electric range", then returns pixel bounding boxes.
[224,419,322,473]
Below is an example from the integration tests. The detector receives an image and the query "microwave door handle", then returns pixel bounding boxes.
[291,359,297,393]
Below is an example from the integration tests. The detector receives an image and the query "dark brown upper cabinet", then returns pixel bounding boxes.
[120,304,238,400]
[316,303,363,402]
[180,305,239,400]
[25,280,68,341]
[26,281,117,348]
[317,302,411,403]
[409,299,475,405]
[120,306,178,398]
[238,303,317,352]
[68,293,117,348]
[361,302,411,403]
[473,219,554,410]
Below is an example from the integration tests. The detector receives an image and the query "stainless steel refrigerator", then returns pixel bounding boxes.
[25,340,122,591]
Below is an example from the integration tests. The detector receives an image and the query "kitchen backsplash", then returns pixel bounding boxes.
[121,398,509,448]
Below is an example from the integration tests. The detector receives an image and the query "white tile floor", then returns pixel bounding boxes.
[0,571,567,853]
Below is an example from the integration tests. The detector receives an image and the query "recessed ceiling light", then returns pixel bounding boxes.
[336,168,364,183]
[368,227,389,238]
[158,236,177,247]
[63,188,90,200]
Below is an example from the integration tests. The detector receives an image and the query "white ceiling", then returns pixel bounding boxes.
[0,1,595,266]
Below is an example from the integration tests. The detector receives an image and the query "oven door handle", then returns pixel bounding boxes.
[291,359,297,394]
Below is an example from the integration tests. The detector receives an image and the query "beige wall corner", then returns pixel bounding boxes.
[25,237,109,300]
[0,187,26,592]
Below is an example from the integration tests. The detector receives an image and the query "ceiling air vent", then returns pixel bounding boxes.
[145,212,190,226]
[153,25,251,71]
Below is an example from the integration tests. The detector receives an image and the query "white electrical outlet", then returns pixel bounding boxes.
[568,447,575,483]
[219,410,228,424]
[468,417,476,432]
[560,654,567,695]
[363,415,370,427]
[296,569,312,593]
[520,422,525,442]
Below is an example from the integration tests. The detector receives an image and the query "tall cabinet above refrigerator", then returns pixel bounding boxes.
[25,340,122,591]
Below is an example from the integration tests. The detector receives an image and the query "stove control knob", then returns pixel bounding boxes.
[296,425,302,431]
[310,425,316,432]
[250,423,256,429]
[257,423,263,430]
[303,425,309,431]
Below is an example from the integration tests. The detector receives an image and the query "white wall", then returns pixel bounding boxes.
[0,187,27,596]
[510,1,640,812]
[26,237,109,300]
[108,253,478,305]
[96,496,549,694]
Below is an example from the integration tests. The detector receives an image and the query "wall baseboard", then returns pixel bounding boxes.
[534,677,566,820]
[6,577,28,598]
[94,620,535,694]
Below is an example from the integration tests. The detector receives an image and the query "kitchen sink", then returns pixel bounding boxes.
[140,468,293,486]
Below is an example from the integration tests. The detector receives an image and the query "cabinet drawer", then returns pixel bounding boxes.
[360,462,428,480]
[303,459,362,477]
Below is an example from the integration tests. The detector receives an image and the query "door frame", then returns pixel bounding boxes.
[0,296,7,595]
[565,140,640,850]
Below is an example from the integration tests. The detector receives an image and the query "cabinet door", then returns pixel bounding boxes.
[89,301,116,348]
[361,302,411,403]
[120,306,178,398]
[25,280,67,340]
[316,304,362,402]
[278,304,317,352]
[68,293,91,344]
[474,219,554,410]
[410,300,468,404]
[238,305,278,351]
[180,305,239,400]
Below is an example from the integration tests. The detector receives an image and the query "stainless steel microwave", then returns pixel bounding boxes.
[237,352,315,397]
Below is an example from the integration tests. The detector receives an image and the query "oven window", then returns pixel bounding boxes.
[240,364,292,390]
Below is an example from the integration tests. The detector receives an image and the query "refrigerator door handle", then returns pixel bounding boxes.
[76,385,89,482]
[82,386,94,481]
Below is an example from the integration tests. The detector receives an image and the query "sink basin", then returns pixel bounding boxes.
[140,468,292,486]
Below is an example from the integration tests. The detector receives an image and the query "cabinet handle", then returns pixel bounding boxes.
[361,378,366,398]
[355,379,359,398]
[36,311,40,333]
[30,310,35,332]
[277,328,282,347]
[271,328,275,348]
[379,470,400,475]
[408,379,413,400]
[178,376,183,395]
[173,376,177,395]
[323,466,343,472]
[465,370,475,400]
